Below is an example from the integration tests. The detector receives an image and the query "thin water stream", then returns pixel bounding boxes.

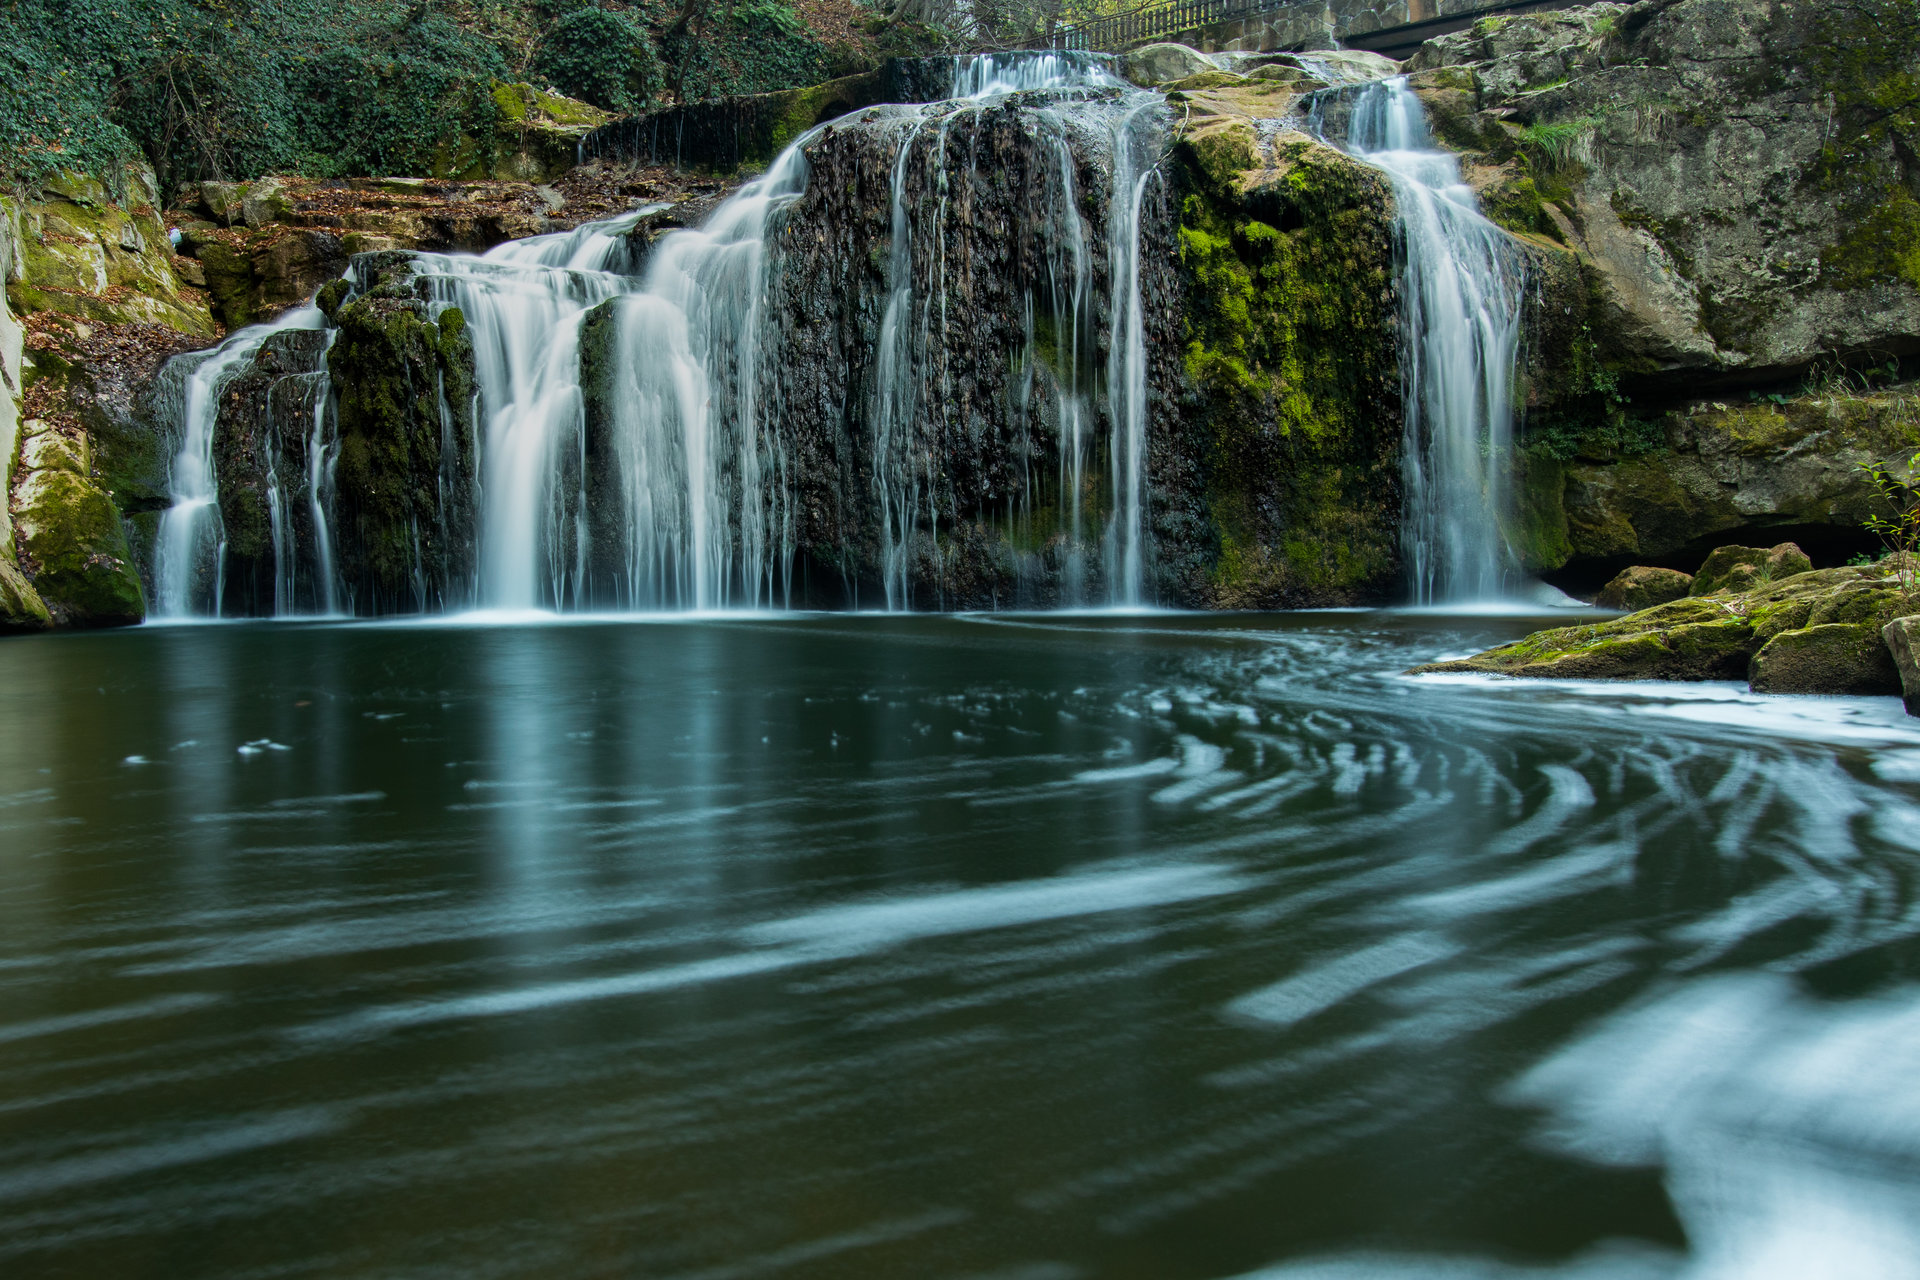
[2,615,1917,1277]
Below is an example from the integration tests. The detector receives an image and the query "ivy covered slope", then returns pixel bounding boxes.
[1403,0,1920,587]
[1152,60,1404,607]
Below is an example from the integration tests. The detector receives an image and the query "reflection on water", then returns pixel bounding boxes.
[0,612,1917,1278]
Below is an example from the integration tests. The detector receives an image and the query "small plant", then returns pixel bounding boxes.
[1517,119,1596,169]
[1862,448,1920,599]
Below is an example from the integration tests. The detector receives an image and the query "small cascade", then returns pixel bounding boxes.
[406,215,649,611]
[1325,76,1526,604]
[153,308,329,618]
[592,152,814,610]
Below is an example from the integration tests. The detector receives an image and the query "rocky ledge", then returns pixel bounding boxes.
[1414,543,1919,706]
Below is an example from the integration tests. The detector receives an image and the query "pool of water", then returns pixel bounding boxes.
[3,612,1918,1278]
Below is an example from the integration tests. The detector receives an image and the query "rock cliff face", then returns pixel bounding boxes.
[1403,0,1920,589]
[758,98,1186,607]
[1163,75,1403,606]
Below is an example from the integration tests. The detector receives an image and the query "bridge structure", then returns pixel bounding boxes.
[1049,0,1584,59]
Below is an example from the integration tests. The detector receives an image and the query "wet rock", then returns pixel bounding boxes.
[1885,615,1920,715]
[326,277,478,611]
[1414,559,1916,694]
[1166,79,1402,606]
[1123,43,1217,88]
[1596,564,1691,611]
[1690,542,1812,595]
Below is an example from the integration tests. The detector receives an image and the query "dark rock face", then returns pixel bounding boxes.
[208,329,335,616]
[761,98,1187,608]
[325,270,479,613]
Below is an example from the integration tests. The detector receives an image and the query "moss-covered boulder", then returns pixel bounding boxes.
[12,463,146,628]
[1123,43,1216,88]
[1414,557,1915,695]
[327,271,478,611]
[1691,542,1813,595]
[1595,564,1691,611]
[1749,622,1901,695]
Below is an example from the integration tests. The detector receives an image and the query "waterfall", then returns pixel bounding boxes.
[148,52,1167,620]
[153,307,327,618]
[1334,76,1525,604]
[869,54,1163,609]
[405,215,648,612]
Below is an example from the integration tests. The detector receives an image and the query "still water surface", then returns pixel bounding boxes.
[3,613,1919,1279]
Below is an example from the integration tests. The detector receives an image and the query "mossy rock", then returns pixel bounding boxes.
[1416,561,1917,693]
[0,559,53,633]
[1596,564,1692,611]
[12,469,146,627]
[1749,622,1902,695]
[1691,542,1813,594]
[1886,615,1920,716]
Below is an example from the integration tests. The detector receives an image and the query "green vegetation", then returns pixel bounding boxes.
[1809,0,1920,289]
[1861,448,1920,598]
[0,0,861,193]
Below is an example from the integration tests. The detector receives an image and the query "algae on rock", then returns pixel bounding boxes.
[327,280,478,612]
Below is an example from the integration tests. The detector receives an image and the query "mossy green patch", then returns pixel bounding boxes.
[1173,130,1400,606]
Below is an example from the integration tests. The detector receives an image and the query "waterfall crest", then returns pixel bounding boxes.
[1329,76,1526,604]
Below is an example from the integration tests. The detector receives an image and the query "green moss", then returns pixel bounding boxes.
[14,469,146,626]
[1173,133,1400,605]
[327,295,476,605]
[1808,0,1920,292]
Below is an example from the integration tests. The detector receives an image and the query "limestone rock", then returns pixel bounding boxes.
[1408,0,1920,379]
[1596,565,1691,611]
[1123,44,1218,88]
[1749,622,1902,696]
[9,166,216,340]
[1691,542,1812,595]
[1885,615,1920,716]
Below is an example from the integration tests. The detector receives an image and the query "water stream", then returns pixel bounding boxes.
[1326,76,1526,604]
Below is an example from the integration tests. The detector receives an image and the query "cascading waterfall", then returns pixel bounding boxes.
[406,216,646,611]
[151,51,1166,620]
[870,54,1162,609]
[154,307,328,618]
[1328,76,1525,604]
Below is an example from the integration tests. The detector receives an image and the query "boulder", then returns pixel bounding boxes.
[1596,565,1692,611]
[1885,615,1920,715]
[1750,622,1902,695]
[1123,43,1217,87]
[12,467,147,627]
[1691,542,1813,596]
[1413,562,1915,693]
[0,559,52,633]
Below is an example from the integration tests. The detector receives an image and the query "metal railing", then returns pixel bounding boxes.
[1049,0,1326,52]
